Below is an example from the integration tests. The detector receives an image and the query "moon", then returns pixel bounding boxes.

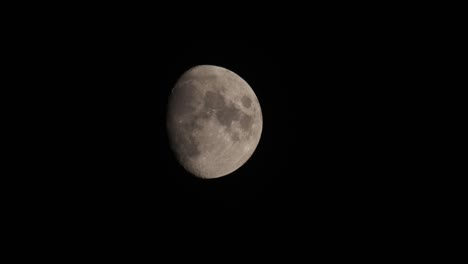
[167,65,263,179]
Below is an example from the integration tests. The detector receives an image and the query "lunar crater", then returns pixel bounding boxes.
[172,130,200,159]
[231,132,240,142]
[171,119,203,159]
[241,96,252,108]
[239,114,253,131]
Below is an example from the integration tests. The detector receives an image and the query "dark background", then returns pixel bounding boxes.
[153,40,397,216]
[157,40,294,211]
[152,40,408,218]
[9,12,442,251]
[36,40,296,217]
[26,38,411,230]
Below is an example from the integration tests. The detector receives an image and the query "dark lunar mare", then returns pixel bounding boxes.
[204,90,241,128]
[169,85,256,161]
[201,89,254,140]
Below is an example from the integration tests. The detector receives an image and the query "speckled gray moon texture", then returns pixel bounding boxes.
[167,65,263,179]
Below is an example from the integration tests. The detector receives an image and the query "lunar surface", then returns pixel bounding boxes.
[167,65,263,179]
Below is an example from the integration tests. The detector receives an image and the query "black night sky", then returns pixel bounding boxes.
[155,40,391,213]
[12,16,427,247]
[37,38,403,227]
[157,40,294,210]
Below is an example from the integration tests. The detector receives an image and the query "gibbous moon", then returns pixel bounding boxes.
[167,65,263,179]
